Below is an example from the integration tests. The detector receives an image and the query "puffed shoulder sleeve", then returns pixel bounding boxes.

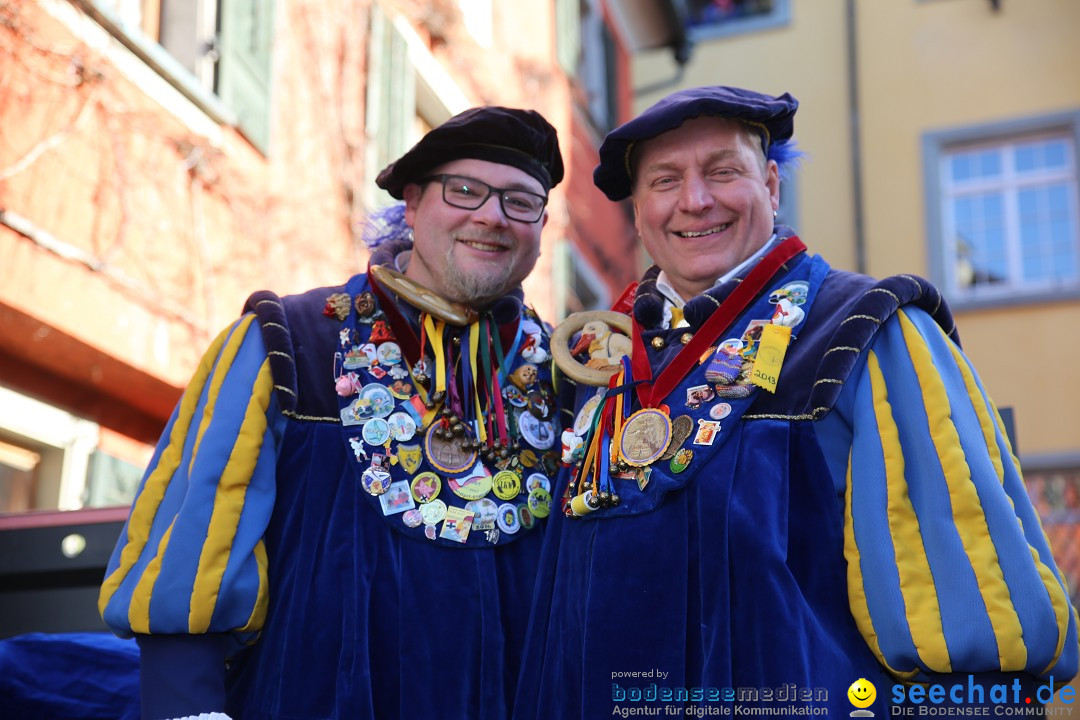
[841,307,1078,682]
[98,312,285,641]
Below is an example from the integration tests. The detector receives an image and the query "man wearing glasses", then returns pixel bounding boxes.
[98,107,564,720]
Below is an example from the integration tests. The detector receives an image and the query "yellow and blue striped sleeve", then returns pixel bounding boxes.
[98,313,284,641]
[841,307,1078,682]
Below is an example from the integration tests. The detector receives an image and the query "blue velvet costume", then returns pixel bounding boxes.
[99,255,559,719]
[514,234,1078,719]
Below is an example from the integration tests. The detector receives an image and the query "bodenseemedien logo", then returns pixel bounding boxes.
[849,678,877,717]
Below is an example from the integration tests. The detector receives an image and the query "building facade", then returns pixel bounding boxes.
[629,0,1080,593]
[0,0,639,518]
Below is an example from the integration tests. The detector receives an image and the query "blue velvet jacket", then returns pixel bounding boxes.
[99,269,558,720]
[514,238,1078,719]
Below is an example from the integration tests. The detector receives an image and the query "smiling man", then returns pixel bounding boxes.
[401,165,545,304]
[99,107,565,720]
[516,86,1078,718]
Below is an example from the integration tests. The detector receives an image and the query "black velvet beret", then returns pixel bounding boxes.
[376,106,564,199]
[594,86,798,201]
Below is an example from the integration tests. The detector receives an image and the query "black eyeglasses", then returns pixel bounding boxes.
[422,174,548,223]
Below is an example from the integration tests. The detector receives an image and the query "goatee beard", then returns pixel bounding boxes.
[442,242,515,306]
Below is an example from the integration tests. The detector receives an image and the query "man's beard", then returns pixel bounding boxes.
[441,240,516,306]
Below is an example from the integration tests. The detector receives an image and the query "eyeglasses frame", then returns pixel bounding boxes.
[420,173,549,224]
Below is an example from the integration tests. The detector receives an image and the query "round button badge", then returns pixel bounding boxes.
[376,342,402,366]
[420,499,447,526]
[362,417,391,446]
[527,487,551,518]
[387,412,417,442]
[359,384,395,419]
[492,470,521,500]
[496,503,520,535]
[466,498,499,531]
[410,472,442,504]
[518,411,556,450]
[360,466,391,496]
[573,391,604,437]
[517,503,536,530]
[525,473,550,494]
[709,402,732,420]
[448,466,493,501]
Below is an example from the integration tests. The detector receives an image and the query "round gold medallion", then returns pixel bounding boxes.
[617,408,673,467]
[424,423,478,475]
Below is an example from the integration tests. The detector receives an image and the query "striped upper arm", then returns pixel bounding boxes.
[844,308,1078,681]
[99,314,282,640]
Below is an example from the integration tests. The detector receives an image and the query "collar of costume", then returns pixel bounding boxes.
[656,234,777,309]
[365,257,525,367]
[633,227,797,331]
[629,234,806,409]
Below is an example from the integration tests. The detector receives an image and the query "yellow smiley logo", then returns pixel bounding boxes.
[847,678,877,709]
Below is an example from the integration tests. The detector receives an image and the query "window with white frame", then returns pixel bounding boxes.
[685,0,791,40]
[926,114,1080,305]
[66,0,275,152]
[579,0,620,133]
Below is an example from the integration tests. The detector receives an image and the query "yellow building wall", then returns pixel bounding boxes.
[631,0,1080,460]
[858,0,1080,458]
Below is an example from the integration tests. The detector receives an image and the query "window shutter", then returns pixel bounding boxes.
[217,0,276,153]
[366,4,416,206]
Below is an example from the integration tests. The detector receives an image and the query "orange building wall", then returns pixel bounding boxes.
[0,0,633,467]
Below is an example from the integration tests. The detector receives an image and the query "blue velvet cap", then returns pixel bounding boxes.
[594,86,798,201]
[376,106,564,198]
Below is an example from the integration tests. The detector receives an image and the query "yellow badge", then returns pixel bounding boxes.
[750,323,792,394]
[398,444,422,475]
[492,470,522,500]
[518,449,539,468]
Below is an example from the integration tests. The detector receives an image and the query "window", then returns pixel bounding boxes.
[579,0,620,133]
[924,111,1080,306]
[561,0,621,134]
[553,240,611,320]
[72,0,276,152]
[685,0,791,41]
[0,438,44,514]
[555,0,581,77]
[0,386,149,512]
[458,0,492,48]
[213,0,276,152]
[0,387,98,512]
